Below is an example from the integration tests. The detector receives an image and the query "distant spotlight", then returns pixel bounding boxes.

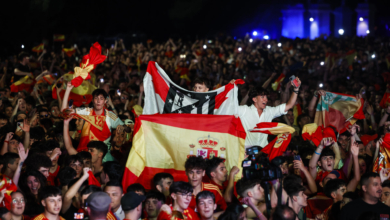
[249,38,253,43]
[320,61,325,66]
[21,44,24,49]
[372,54,376,59]
[338,29,344,35]
[238,47,242,52]
[267,44,271,49]
[319,83,323,88]
[277,43,282,47]
[366,30,370,34]
[359,17,364,21]
[263,35,269,40]
[252,31,258,36]
[309,17,314,22]
[203,45,207,49]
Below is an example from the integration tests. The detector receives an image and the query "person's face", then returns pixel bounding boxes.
[123,112,131,119]
[93,94,106,111]
[104,186,123,211]
[193,83,209,92]
[26,104,32,112]
[120,94,128,104]
[381,187,390,206]
[298,116,311,128]
[319,156,335,172]
[211,162,228,183]
[322,173,337,186]
[251,184,264,201]
[38,167,50,178]
[295,191,308,207]
[359,158,367,175]
[252,95,268,110]
[286,111,294,124]
[333,186,347,202]
[83,158,92,168]
[75,118,84,131]
[358,144,365,156]
[11,192,25,216]
[8,158,19,172]
[70,160,83,177]
[159,178,173,197]
[51,106,60,117]
[42,195,62,216]
[197,197,216,220]
[8,139,19,154]
[363,177,382,200]
[18,99,26,111]
[338,135,350,150]
[186,169,205,187]
[5,106,13,117]
[88,148,101,164]
[16,113,26,121]
[145,198,163,218]
[0,119,7,128]
[279,161,289,176]
[173,192,192,210]
[27,176,41,195]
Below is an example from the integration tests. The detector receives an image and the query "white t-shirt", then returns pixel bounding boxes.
[238,103,287,148]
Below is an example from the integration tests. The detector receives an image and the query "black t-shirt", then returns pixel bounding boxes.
[61,203,80,220]
[14,63,30,81]
[339,198,390,220]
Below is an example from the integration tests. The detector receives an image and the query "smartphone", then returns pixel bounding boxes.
[117,89,121,96]
[100,78,104,83]
[74,213,84,219]
[289,75,300,88]
[17,122,23,127]
[294,155,301,161]
[68,99,74,109]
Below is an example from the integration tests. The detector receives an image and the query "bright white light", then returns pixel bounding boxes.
[267,44,271,49]
[238,47,242,52]
[203,45,207,49]
[320,61,324,66]
[359,17,364,21]
[249,38,253,43]
[21,45,24,49]
[372,54,376,59]
[309,17,314,22]
[338,29,344,35]
[319,83,323,88]
[263,35,269,40]
[277,43,282,47]
[366,30,370,34]
[252,31,258,36]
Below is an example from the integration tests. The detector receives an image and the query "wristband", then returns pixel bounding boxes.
[4,141,9,144]
[314,151,321,155]
[293,90,299,94]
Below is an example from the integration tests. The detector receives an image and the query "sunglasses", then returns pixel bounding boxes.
[40,114,49,118]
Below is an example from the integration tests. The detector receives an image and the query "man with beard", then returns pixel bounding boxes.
[143,191,165,220]
[340,172,390,220]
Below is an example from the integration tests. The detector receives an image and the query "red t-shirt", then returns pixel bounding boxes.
[188,183,227,211]
[47,165,60,186]
[157,206,199,220]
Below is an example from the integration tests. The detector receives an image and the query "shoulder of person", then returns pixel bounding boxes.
[107,110,119,120]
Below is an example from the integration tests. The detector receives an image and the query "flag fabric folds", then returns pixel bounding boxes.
[53,34,65,41]
[380,93,390,109]
[271,73,285,91]
[314,92,365,133]
[249,122,295,160]
[63,48,76,57]
[143,61,244,115]
[10,76,35,93]
[373,134,390,173]
[122,114,246,192]
[301,123,337,147]
[32,43,44,53]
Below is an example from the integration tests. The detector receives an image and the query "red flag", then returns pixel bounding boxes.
[88,171,101,187]
[380,93,390,109]
[261,133,291,160]
[360,134,378,146]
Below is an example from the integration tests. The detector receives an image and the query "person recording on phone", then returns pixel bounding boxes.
[238,76,302,148]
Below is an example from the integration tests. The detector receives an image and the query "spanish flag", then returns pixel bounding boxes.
[32,43,44,53]
[314,92,365,133]
[293,103,302,125]
[344,49,357,70]
[122,114,246,192]
[37,74,55,85]
[373,134,390,173]
[302,123,337,146]
[0,174,18,210]
[10,76,35,93]
[249,122,295,160]
[52,72,96,107]
[62,48,76,57]
[53,34,65,42]
[271,73,285,91]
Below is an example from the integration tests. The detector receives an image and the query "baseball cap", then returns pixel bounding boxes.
[86,192,111,212]
[121,192,146,211]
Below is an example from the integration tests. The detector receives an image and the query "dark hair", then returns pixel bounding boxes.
[319,147,335,161]
[80,185,102,196]
[324,179,346,198]
[77,151,92,160]
[39,186,62,201]
[102,161,123,182]
[272,205,297,220]
[92,89,108,99]
[65,155,83,166]
[205,157,225,178]
[217,203,245,220]
[19,170,47,196]
[236,179,260,198]
[248,87,269,104]
[10,134,22,143]
[343,191,358,201]
[145,190,166,204]
[56,167,77,187]
[169,181,193,195]
[153,173,174,189]
[196,191,215,205]
[104,180,123,193]
[1,152,20,173]
[18,52,30,61]
[361,172,380,187]
[24,153,52,171]
[41,140,60,152]
[30,127,46,141]
[285,183,306,199]
[0,113,8,120]
[39,118,53,131]
[126,183,145,195]
[383,180,390,188]
[185,156,207,171]
[339,130,351,137]
[25,96,36,107]
[87,141,108,158]
[283,175,303,189]
[193,78,211,89]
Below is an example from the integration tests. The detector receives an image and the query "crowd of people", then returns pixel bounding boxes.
[0,34,390,220]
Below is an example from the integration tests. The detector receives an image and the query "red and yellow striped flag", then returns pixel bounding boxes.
[62,48,76,57]
[122,114,246,191]
[53,34,65,41]
[293,103,302,125]
[302,123,336,146]
[32,43,44,53]
[10,76,35,93]
[373,134,390,173]
[271,73,285,91]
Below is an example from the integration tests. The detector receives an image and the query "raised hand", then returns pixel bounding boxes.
[293,158,305,171]
[320,137,334,147]
[20,119,30,132]
[66,81,74,90]
[17,143,29,162]
[350,141,359,157]
[5,132,13,141]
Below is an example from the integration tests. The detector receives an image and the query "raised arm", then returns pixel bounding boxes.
[20,119,30,151]
[61,81,74,111]
[284,77,301,112]
[346,141,360,192]
[294,158,317,195]
[63,117,78,155]
[1,132,14,156]
[309,138,334,179]
[379,106,390,127]
[332,142,341,169]
[62,168,90,213]
[14,68,33,77]
[262,72,277,89]
[224,166,239,203]
[13,143,29,186]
